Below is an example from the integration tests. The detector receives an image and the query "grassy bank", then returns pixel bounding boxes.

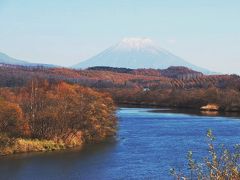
[0,133,84,156]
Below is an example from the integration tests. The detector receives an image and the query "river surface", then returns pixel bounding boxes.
[0,108,240,180]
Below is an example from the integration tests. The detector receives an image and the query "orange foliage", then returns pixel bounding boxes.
[0,98,29,136]
[0,80,117,143]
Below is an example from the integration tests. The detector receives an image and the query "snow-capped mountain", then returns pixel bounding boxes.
[73,38,210,74]
[0,52,56,67]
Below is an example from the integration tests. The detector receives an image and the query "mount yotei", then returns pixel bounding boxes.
[74,38,210,74]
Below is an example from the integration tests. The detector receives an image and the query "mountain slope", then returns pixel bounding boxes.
[0,52,31,65]
[74,38,211,74]
[0,52,57,67]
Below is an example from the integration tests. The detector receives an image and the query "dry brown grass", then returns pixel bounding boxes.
[0,133,68,156]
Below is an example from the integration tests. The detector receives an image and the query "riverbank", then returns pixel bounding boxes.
[118,104,240,119]
[0,133,117,156]
[0,133,84,156]
[118,102,240,113]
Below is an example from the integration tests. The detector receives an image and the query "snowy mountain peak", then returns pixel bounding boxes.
[116,37,156,50]
[73,38,211,74]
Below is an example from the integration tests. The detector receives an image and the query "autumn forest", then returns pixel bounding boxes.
[0,74,117,155]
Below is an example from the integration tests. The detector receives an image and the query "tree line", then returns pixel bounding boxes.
[106,87,240,111]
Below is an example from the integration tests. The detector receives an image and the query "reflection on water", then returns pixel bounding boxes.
[0,108,240,180]
[201,110,219,116]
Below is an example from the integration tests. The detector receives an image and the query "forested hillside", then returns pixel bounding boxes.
[1,64,240,112]
[1,64,240,89]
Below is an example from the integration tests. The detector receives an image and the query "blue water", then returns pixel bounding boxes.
[0,108,240,180]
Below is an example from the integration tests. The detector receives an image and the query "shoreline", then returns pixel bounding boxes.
[0,134,116,157]
[2,105,240,157]
[118,103,240,118]
[0,136,81,156]
[117,102,240,113]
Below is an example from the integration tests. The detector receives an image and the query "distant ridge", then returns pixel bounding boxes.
[73,37,211,74]
[0,52,57,68]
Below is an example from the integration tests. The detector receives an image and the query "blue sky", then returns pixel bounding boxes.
[0,0,240,74]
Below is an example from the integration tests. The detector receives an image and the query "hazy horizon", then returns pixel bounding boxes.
[0,0,240,74]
